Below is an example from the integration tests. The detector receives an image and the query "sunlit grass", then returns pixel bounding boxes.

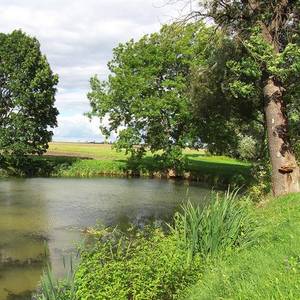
[47,142,127,160]
[185,193,300,300]
[47,142,246,165]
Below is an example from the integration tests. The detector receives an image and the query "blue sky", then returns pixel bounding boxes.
[0,0,195,142]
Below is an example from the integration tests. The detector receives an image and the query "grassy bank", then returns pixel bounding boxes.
[35,142,251,187]
[37,191,300,300]
[186,192,300,299]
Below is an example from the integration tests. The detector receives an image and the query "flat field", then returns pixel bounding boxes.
[47,142,245,165]
[47,142,127,160]
[43,142,251,184]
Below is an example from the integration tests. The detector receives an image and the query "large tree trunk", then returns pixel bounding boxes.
[263,76,300,196]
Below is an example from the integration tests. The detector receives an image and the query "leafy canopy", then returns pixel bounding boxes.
[0,30,58,164]
[88,22,212,163]
[191,1,300,156]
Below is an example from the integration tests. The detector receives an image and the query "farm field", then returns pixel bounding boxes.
[43,142,251,185]
[47,142,247,166]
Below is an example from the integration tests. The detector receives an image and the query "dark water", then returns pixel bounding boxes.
[0,177,210,299]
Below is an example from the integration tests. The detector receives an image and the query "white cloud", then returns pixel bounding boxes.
[53,115,102,142]
[55,91,90,114]
[0,0,194,141]
[53,114,121,142]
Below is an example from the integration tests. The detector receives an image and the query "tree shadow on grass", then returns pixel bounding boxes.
[117,156,165,175]
[184,153,207,158]
[3,153,253,189]
[117,155,252,187]
[187,159,251,175]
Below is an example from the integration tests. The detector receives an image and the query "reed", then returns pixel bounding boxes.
[36,256,76,300]
[171,188,257,261]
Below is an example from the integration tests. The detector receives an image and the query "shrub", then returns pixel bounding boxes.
[237,135,257,161]
[154,146,188,174]
[248,161,272,201]
[36,190,258,300]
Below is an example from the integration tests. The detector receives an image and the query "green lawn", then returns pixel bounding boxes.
[47,142,127,160]
[185,193,300,299]
[47,143,244,164]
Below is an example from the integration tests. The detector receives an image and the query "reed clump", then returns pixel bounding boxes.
[171,189,257,261]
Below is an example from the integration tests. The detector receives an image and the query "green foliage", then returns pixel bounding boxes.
[36,188,286,300]
[40,153,251,188]
[192,2,300,160]
[73,190,257,300]
[54,158,127,177]
[87,22,212,160]
[0,30,58,167]
[170,189,257,261]
[153,146,188,173]
[191,35,265,158]
[237,135,258,161]
[37,144,252,187]
[248,161,272,201]
[40,190,257,300]
[74,226,202,300]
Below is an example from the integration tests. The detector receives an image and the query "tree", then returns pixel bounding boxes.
[87,22,212,170]
[191,35,266,158]
[0,30,58,166]
[193,1,300,196]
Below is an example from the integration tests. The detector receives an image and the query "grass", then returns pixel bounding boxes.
[36,257,76,300]
[47,143,127,160]
[185,192,300,299]
[42,142,251,187]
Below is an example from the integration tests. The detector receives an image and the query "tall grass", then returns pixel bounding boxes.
[36,256,76,300]
[171,189,257,261]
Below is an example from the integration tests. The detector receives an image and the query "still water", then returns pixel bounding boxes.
[0,177,210,299]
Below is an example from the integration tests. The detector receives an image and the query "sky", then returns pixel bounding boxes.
[0,0,195,142]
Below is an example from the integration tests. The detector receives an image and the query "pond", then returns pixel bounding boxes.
[0,177,211,300]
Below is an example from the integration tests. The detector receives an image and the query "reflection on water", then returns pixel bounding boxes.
[0,177,210,299]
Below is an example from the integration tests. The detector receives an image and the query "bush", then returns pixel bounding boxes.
[248,161,272,201]
[237,135,257,161]
[154,146,188,174]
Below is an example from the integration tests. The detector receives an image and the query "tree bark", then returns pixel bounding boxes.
[263,76,300,196]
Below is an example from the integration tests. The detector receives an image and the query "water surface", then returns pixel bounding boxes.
[0,177,210,299]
